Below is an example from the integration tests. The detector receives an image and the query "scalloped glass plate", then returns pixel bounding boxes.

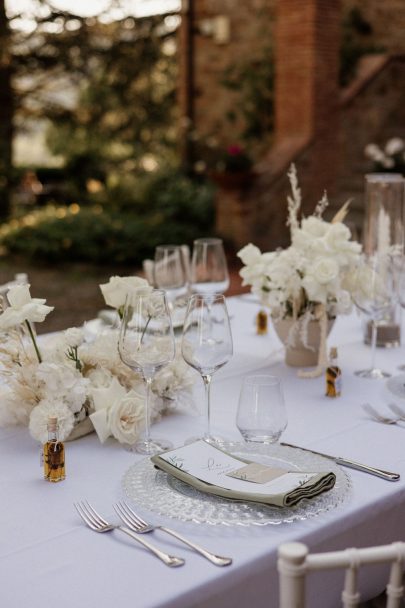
[122,441,352,526]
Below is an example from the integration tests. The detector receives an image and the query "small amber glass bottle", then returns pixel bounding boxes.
[256,310,268,335]
[43,417,65,482]
[325,346,342,398]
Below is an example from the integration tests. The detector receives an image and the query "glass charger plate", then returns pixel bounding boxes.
[386,374,405,400]
[122,441,352,527]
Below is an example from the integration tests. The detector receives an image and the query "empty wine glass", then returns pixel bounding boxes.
[154,245,188,327]
[190,238,230,295]
[118,289,175,454]
[352,254,394,379]
[236,375,288,444]
[154,245,187,303]
[181,293,233,444]
[393,253,405,370]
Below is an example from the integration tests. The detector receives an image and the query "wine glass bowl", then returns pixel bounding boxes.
[190,238,230,295]
[118,289,175,454]
[154,245,187,301]
[181,293,233,444]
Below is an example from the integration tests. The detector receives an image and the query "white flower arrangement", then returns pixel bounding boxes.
[364,138,405,173]
[0,279,194,445]
[237,165,363,376]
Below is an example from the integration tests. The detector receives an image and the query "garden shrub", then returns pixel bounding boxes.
[0,170,215,265]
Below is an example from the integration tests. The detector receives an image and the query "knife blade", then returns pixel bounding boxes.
[280,442,400,482]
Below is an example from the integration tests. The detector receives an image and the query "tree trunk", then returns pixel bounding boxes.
[0,0,13,219]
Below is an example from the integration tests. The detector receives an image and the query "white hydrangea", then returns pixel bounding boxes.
[29,399,75,443]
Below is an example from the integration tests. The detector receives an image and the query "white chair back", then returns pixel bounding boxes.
[278,541,405,608]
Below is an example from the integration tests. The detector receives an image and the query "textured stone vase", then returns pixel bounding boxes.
[273,317,335,367]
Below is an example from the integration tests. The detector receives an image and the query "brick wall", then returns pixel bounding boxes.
[178,0,405,250]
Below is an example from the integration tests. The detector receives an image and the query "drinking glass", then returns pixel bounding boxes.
[118,289,175,455]
[190,238,230,295]
[181,293,233,444]
[352,254,394,379]
[236,375,288,444]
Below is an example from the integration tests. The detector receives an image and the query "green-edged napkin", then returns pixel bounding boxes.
[151,440,336,508]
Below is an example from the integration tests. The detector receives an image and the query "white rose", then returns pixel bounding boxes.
[364,143,381,159]
[300,216,330,238]
[382,157,395,169]
[100,276,152,309]
[0,284,54,330]
[108,390,145,445]
[237,243,262,266]
[64,327,84,348]
[385,138,404,156]
[309,257,340,285]
[301,275,328,304]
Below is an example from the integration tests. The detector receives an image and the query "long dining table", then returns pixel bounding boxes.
[2,295,405,608]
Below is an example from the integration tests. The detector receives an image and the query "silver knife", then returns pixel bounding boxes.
[280,442,400,482]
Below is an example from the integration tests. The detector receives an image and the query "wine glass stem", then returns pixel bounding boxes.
[144,376,152,442]
[202,374,212,440]
[370,320,378,371]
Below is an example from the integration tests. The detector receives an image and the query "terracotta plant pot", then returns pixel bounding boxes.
[273,317,335,367]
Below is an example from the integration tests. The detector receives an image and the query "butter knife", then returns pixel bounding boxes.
[280,442,400,482]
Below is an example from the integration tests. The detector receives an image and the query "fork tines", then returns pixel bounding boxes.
[113,501,146,531]
[74,500,109,529]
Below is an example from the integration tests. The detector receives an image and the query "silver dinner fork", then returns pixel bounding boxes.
[362,403,403,426]
[113,501,232,567]
[74,501,184,568]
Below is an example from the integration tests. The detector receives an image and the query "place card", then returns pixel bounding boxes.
[227,462,287,484]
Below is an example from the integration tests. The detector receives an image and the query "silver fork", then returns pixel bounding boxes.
[74,501,184,568]
[113,501,232,567]
[362,403,402,426]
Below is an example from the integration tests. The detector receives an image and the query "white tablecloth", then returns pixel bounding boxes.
[2,297,405,607]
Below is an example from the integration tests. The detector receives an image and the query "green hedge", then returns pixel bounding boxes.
[1,171,215,265]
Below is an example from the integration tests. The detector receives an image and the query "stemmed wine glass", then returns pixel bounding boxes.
[352,254,394,379]
[393,253,405,370]
[181,293,233,444]
[190,238,230,295]
[154,245,188,326]
[154,245,188,303]
[118,289,175,454]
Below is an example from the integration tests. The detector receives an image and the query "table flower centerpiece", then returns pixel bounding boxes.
[237,165,363,377]
[0,277,194,445]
